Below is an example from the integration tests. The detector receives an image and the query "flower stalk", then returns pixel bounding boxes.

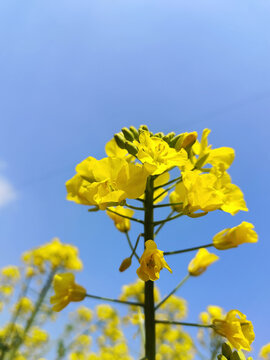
[144,176,156,360]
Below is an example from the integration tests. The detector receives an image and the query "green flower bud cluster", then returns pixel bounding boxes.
[217,343,253,360]
[114,124,198,157]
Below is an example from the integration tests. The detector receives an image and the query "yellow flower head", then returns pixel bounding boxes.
[1,266,20,282]
[213,222,258,250]
[50,273,86,312]
[170,168,248,216]
[66,157,148,210]
[260,343,270,360]
[136,131,190,175]
[193,128,235,170]
[14,297,34,315]
[106,206,134,233]
[188,248,219,276]
[213,310,255,351]
[136,240,172,281]
[22,238,83,272]
[76,306,93,322]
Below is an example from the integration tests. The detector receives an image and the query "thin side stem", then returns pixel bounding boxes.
[106,208,144,224]
[154,175,182,190]
[155,274,190,310]
[154,212,183,226]
[153,177,182,202]
[154,210,175,238]
[85,294,143,307]
[125,203,145,211]
[154,202,183,208]
[125,232,140,261]
[155,320,213,328]
[164,243,213,256]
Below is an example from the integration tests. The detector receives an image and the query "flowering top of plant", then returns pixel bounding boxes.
[22,238,83,272]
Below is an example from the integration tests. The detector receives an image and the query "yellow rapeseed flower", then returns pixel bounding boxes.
[212,309,255,351]
[13,297,34,315]
[188,248,219,276]
[22,238,82,272]
[259,343,270,359]
[105,138,134,162]
[1,266,20,282]
[106,206,134,232]
[170,168,248,216]
[66,157,148,210]
[135,131,190,175]
[136,240,172,281]
[193,128,235,170]
[76,306,93,322]
[50,273,86,312]
[213,222,258,250]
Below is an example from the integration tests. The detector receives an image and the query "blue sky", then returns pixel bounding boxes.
[0,0,270,357]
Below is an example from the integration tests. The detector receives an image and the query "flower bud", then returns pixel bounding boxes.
[154,132,165,138]
[218,355,228,360]
[169,134,182,148]
[129,126,139,140]
[122,127,134,142]
[139,124,149,131]
[119,257,132,272]
[125,141,138,156]
[114,133,126,149]
[222,343,232,359]
[163,132,175,143]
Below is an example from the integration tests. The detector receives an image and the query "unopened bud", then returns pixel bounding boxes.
[129,126,139,140]
[231,351,246,360]
[125,141,138,156]
[169,134,183,148]
[154,132,165,138]
[181,132,197,149]
[119,257,132,272]
[122,127,134,141]
[163,132,175,143]
[217,355,228,360]
[114,133,126,149]
[139,124,149,131]
[195,153,209,169]
[222,343,232,359]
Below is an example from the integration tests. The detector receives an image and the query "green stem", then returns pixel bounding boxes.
[154,210,175,238]
[7,269,56,359]
[164,243,213,256]
[85,294,143,307]
[153,177,182,202]
[125,232,140,261]
[125,203,145,211]
[154,212,183,226]
[155,320,213,328]
[154,202,183,208]
[106,208,144,224]
[155,274,190,310]
[144,176,155,360]
[154,175,182,190]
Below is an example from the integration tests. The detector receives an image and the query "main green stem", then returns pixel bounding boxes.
[144,176,155,360]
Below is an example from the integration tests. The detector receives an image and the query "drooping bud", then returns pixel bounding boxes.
[119,257,132,272]
[125,141,138,156]
[175,132,197,151]
[114,133,126,149]
[122,127,134,141]
[129,126,139,140]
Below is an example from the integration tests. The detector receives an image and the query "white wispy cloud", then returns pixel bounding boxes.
[0,175,16,208]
